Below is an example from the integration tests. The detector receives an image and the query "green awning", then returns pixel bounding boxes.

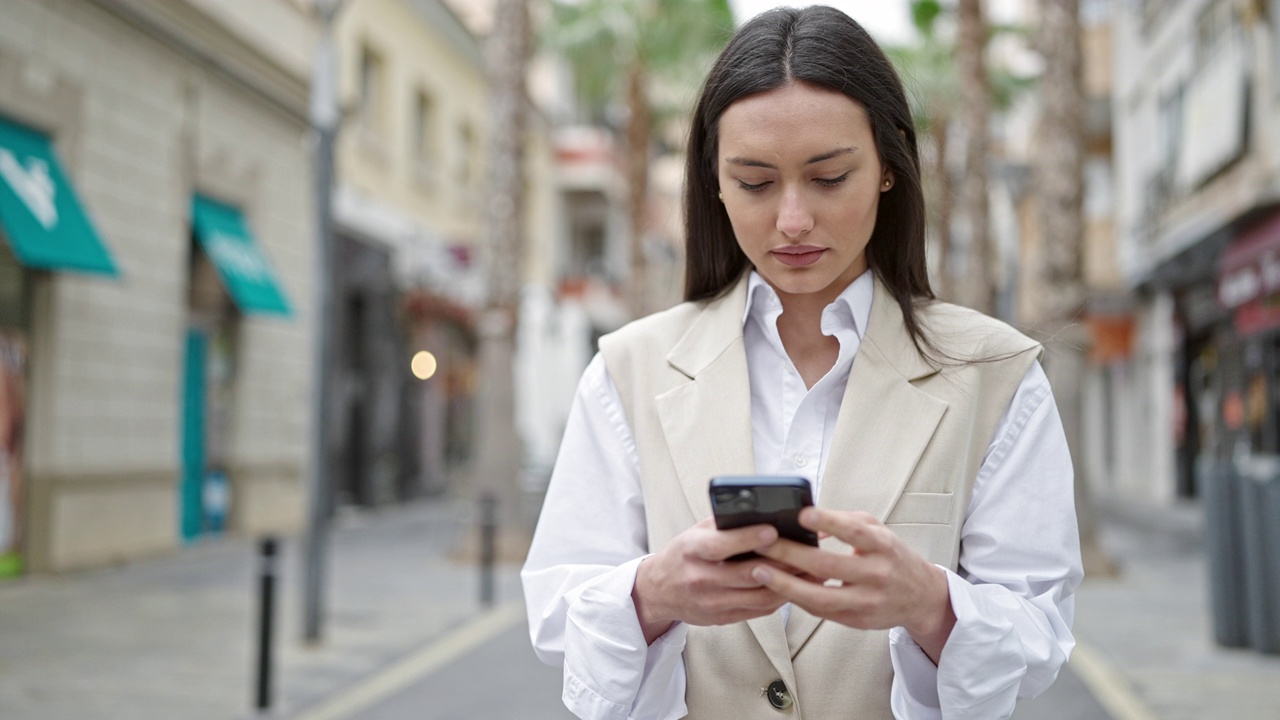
[0,116,118,276]
[191,195,291,317]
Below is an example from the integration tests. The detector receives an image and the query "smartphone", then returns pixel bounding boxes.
[709,475,818,560]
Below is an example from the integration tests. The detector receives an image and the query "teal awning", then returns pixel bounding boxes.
[0,116,118,276]
[191,195,291,317]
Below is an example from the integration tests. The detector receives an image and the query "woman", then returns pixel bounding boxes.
[522,6,1082,719]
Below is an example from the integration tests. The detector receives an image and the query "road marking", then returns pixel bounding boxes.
[293,602,526,720]
[1069,639,1160,720]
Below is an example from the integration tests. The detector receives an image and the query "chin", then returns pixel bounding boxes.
[762,270,837,297]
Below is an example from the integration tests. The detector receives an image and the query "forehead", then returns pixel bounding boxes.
[717,82,875,160]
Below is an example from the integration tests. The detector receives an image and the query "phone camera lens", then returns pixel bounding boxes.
[733,488,755,512]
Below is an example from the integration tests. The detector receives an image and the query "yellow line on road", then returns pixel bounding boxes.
[292,602,527,720]
[1069,640,1160,720]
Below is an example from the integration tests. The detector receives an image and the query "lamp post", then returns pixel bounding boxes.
[302,0,343,645]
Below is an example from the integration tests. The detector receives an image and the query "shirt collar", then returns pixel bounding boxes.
[742,269,874,340]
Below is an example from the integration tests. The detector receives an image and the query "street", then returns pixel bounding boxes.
[329,609,1110,720]
[350,621,571,719]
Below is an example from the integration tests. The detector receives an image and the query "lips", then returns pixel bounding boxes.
[770,245,826,267]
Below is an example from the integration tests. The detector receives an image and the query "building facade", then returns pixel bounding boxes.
[0,0,319,573]
[329,0,565,504]
[1112,0,1280,503]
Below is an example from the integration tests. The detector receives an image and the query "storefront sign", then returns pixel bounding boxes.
[1218,211,1280,312]
[0,116,117,276]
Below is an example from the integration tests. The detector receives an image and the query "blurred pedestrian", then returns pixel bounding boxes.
[522,6,1083,719]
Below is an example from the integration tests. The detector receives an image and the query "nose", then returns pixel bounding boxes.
[776,188,814,238]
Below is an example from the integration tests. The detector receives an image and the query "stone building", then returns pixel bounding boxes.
[0,0,319,573]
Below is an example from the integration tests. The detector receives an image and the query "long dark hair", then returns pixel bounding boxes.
[684,6,936,356]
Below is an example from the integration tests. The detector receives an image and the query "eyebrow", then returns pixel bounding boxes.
[724,147,859,169]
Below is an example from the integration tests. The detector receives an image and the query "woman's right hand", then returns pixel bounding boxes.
[631,517,791,644]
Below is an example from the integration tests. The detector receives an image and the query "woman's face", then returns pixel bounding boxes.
[716,81,890,305]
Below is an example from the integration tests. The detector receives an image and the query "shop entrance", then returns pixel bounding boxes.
[0,238,29,577]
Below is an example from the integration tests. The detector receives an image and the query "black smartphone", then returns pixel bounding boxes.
[709,475,818,561]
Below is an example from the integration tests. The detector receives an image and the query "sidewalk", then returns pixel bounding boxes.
[1053,496,1280,720]
[0,496,524,720]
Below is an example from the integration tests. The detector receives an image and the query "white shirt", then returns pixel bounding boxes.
[522,270,1083,720]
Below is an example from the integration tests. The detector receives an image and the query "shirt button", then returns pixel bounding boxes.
[766,679,793,709]
[794,454,807,468]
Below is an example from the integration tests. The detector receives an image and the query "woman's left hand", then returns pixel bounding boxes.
[752,506,956,663]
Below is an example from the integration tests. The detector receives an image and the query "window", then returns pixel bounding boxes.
[412,89,434,176]
[1273,0,1280,96]
[357,43,387,135]
[1158,84,1184,181]
[1196,0,1239,67]
[458,121,475,187]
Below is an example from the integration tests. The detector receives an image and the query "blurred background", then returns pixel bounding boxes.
[0,0,1278,718]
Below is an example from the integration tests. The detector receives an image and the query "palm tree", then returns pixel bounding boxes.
[887,0,959,299]
[473,0,531,551]
[957,0,996,315]
[546,0,735,318]
[1033,0,1110,576]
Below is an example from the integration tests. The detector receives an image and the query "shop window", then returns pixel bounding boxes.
[182,233,241,540]
[0,237,29,577]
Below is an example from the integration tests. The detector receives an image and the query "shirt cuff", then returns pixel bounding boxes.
[563,556,689,720]
[890,568,1031,719]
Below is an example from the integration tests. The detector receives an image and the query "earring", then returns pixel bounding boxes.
[882,178,892,189]
[718,191,724,201]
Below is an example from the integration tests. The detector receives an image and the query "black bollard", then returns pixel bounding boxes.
[480,493,497,607]
[255,537,278,712]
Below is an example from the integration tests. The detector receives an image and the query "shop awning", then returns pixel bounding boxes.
[0,116,118,276]
[1217,209,1280,310]
[191,195,291,317]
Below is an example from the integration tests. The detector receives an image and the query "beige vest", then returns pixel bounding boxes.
[599,273,1041,719]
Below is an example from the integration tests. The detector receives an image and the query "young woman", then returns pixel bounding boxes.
[522,7,1082,719]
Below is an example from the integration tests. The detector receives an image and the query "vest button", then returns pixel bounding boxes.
[765,679,792,710]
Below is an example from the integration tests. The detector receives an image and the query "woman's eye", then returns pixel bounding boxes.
[816,172,851,187]
[736,179,771,192]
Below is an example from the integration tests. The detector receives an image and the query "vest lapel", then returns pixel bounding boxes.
[655,275,755,521]
[654,274,795,687]
[786,277,948,655]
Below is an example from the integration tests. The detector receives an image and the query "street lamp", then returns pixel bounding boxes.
[302,0,344,646]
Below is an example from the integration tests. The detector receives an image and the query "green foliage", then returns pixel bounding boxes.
[910,0,944,37]
[543,0,735,124]
[890,0,1032,131]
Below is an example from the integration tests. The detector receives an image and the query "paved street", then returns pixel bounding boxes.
[2,493,1279,719]
[349,621,571,720]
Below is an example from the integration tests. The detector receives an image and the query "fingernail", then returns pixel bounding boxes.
[759,527,776,543]
[752,567,772,583]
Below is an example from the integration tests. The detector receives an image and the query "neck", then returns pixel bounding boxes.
[773,282,846,390]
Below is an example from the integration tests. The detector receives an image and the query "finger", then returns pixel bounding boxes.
[695,523,779,562]
[757,537,848,581]
[750,564,847,617]
[800,508,889,553]
[703,559,790,589]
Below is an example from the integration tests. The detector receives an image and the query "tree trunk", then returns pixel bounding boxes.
[626,59,651,319]
[1034,0,1113,577]
[472,0,531,560]
[931,117,954,300]
[957,0,995,315]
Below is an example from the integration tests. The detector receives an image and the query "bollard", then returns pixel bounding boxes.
[480,493,497,607]
[255,537,278,712]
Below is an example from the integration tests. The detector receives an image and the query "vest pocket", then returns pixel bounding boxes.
[884,491,954,525]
